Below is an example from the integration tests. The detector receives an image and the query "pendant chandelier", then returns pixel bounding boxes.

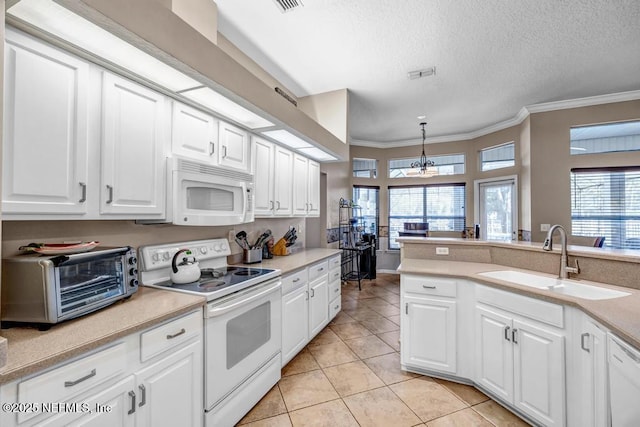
[410,122,435,175]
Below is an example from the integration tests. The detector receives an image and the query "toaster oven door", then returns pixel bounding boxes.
[56,252,130,320]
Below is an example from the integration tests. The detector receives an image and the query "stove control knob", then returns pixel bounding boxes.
[130,278,139,287]
[219,242,228,251]
[128,256,137,265]
[152,253,160,262]
[162,252,171,261]
[213,243,221,252]
[129,267,138,276]
[200,247,208,255]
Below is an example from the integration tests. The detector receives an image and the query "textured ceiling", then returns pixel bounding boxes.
[215,0,640,145]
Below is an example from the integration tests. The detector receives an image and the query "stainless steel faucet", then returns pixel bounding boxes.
[542,224,580,279]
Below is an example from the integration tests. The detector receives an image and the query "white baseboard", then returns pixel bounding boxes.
[377,269,400,275]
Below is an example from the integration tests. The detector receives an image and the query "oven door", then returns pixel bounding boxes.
[172,168,254,226]
[204,278,282,410]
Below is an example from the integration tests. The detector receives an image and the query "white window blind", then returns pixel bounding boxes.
[388,184,466,249]
[389,154,465,178]
[570,121,640,155]
[353,158,377,178]
[571,168,640,249]
[480,143,515,171]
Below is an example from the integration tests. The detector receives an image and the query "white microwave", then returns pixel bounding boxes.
[161,156,254,226]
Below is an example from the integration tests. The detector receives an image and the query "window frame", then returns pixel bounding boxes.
[387,183,466,250]
[388,154,466,178]
[352,157,378,179]
[479,142,515,172]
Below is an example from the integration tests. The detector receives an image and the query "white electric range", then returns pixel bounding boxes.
[139,239,282,427]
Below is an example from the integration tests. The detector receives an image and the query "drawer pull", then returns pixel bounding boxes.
[139,384,146,407]
[310,288,315,298]
[166,328,186,340]
[318,267,324,272]
[79,182,87,203]
[512,328,518,344]
[334,288,340,293]
[581,333,590,352]
[504,326,511,342]
[334,305,340,310]
[128,391,136,415]
[422,285,436,289]
[64,369,96,387]
[292,278,300,283]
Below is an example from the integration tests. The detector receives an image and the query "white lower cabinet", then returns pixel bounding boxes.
[475,302,565,427]
[281,256,340,367]
[0,310,203,427]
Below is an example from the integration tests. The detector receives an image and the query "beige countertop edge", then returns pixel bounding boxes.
[0,287,206,385]
[398,258,640,350]
[239,248,342,274]
[397,237,640,263]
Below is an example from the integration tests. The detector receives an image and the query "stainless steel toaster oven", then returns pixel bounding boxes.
[1,246,139,328]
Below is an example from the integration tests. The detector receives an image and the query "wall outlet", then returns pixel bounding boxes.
[436,247,449,255]
[540,224,551,232]
[228,229,236,242]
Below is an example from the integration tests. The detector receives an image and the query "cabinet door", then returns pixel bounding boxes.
[3,28,89,215]
[512,319,565,427]
[578,319,609,427]
[101,72,166,216]
[307,159,320,217]
[282,286,309,366]
[308,277,329,338]
[135,340,203,427]
[252,137,275,217]
[292,154,309,216]
[273,146,293,216]
[402,295,457,374]
[171,101,217,163]
[219,121,249,171]
[475,306,513,401]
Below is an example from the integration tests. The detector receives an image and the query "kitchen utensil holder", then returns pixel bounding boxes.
[243,248,262,264]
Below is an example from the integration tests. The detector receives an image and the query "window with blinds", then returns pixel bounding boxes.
[480,142,515,171]
[353,158,378,178]
[388,184,466,249]
[389,154,465,178]
[353,186,379,236]
[571,167,640,249]
[570,121,640,155]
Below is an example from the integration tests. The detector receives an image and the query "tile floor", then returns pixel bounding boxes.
[237,273,530,427]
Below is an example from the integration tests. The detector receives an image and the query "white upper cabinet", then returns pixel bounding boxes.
[2,28,89,215]
[100,72,167,216]
[171,101,218,164]
[273,145,294,217]
[252,137,275,216]
[218,121,250,172]
[292,155,320,217]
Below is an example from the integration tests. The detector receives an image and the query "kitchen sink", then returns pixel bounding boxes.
[478,270,631,300]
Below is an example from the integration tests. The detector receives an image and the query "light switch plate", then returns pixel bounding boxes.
[541,224,551,232]
[436,247,449,255]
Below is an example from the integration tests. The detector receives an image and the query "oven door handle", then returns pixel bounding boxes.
[206,281,281,317]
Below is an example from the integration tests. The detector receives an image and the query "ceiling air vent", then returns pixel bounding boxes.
[273,0,304,13]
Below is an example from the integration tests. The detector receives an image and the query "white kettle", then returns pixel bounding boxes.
[170,249,201,284]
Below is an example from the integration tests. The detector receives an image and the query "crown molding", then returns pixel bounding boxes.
[350,89,640,149]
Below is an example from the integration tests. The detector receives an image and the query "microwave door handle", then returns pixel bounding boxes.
[206,281,280,317]
[241,182,248,219]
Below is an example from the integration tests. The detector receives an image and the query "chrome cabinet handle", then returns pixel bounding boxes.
[306,202,309,212]
[405,303,408,315]
[270,201,274,210]
[422,285,436,289]
[334,304,340,310]
[128,391,136,414]
[106,185,113,204]
[79,182,87,203]
[504,326,511,342]
[138,384,146,407]
[310,288,315,298]
[305,290,309,301]
[209,141,215,155]
[292,278,300,283]
[64,369,96,387]
[166,328,186,340]
[581,333,590,352]
[223,145,228,158]
[512,328,518,344]
[276,201,281,210]
[334,287,340,293]
[318,267,324,272]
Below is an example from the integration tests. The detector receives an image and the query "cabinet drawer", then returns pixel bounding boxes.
[402,274,457,298]
[330,280,341,299]
[308,260,329,282]
[329,297,341,319]
[328,255,341,271]
[140,310,202,362]
[282,269,309,295]
[476,285,564,328]
[329,268,341,284]
[17,342,126,423]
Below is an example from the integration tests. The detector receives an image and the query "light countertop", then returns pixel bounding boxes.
[399,258,640,350]
[0,286,206,385]
[239,248,341,274]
